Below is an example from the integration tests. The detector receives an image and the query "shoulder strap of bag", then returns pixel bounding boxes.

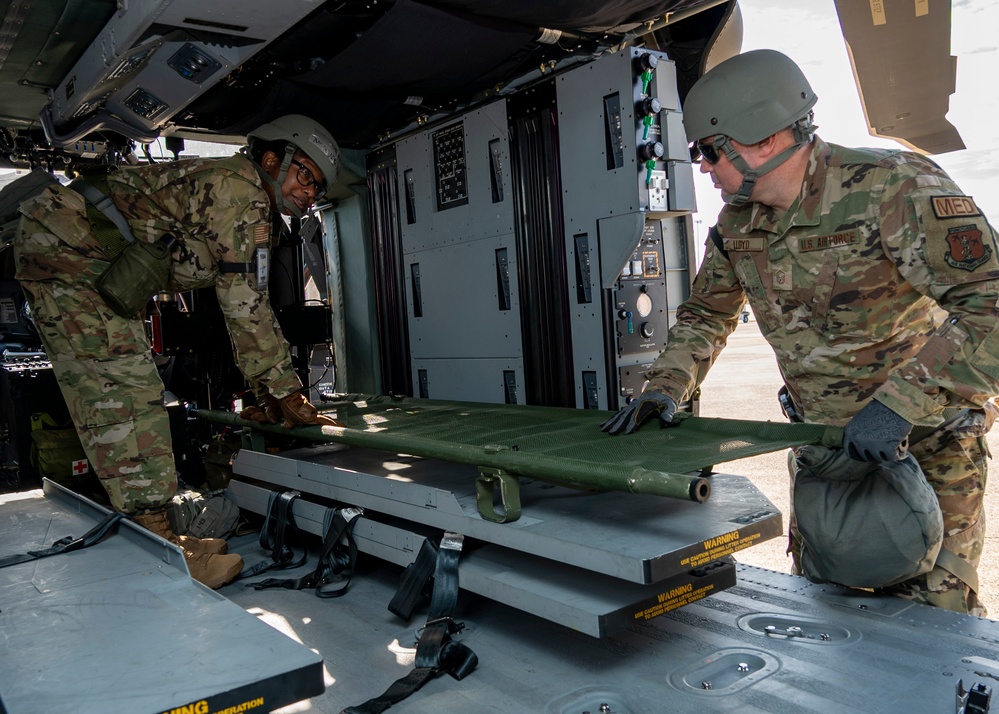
[935,547,980,594]
[67,177,137,259]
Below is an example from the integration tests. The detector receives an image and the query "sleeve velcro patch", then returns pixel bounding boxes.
[931,195,981,219]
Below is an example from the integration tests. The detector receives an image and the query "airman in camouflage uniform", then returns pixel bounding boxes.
[603,51,999,615]
[12,115,341,588]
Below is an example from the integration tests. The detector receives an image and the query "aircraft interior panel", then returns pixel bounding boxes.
[410,358,526,405]
[404,235,523,362]
[556,48,697,411]
[392,100,523,396]
[370,48,697,410]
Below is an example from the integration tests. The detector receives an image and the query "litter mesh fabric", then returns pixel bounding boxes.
[321,394,843,476]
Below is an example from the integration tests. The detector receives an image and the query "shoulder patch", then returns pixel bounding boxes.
[253,224,270,245]
[931,195,981,219]
[944,224,993,271]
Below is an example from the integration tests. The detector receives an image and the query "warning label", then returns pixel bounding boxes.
[160,696,265,714]
[633,583,716,620]
[678,530,761,569]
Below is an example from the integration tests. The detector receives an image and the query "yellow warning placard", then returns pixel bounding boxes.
[678,530,763,569]
[160,696,266,714]
[633,583,717,621]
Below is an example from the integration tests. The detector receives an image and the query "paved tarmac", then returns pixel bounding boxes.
[696,315,999,613]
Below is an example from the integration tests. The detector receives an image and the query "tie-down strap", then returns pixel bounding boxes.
[341,532,476,714]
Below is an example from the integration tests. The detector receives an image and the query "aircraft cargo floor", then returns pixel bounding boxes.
[221,532,999,714]
[5,481,999,713]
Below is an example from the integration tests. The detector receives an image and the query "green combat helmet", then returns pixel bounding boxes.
[683,49,817,205]
[247,114,341,217]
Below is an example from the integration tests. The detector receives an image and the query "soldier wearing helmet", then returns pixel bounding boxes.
[246,114,342,218]
[12,115,341,589]
[682,48,817,207]
[603,50,999,616]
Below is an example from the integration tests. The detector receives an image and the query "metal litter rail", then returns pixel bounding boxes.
[197,394,845,506]
[197,410,711,504]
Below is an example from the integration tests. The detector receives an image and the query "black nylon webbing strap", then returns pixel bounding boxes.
[252,505,363,597]
[237,490,307,581]
[341,533,476,714]
[315,507,362,598]
[387,538,438,620]
[219,260,257,274]
[708,224,728,260]
[0,511,124,569]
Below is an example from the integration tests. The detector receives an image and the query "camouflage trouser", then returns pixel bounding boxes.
[788,406,995,617]
[13,213,177,514]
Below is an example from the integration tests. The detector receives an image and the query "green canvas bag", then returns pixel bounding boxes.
[792,444,943,588]
[29,412,89,487]
[166,489,240,539]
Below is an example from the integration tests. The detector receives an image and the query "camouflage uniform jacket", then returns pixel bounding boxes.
[645,137,999,427]
[26,153,301,399]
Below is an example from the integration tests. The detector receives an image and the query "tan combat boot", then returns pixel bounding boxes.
[132,508,229,554]
[177,533,229,556]
[133,509,243,589]
[181,550,245,590]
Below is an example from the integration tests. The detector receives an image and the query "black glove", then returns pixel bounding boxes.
[842,399,913,462]
[600,391,677,436]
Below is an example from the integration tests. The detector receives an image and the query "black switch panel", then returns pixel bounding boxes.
[496,248,511,311]
[582,371,599,410]
[503,370,518,404]
[410,263,423,317]
[574,233,592,304]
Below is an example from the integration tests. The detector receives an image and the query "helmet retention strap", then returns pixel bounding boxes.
[718,120,816,206]
[274,142,303,218]
[249,142,306,219]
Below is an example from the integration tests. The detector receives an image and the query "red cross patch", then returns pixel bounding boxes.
[71,459,89,476]
[944,224,992,271]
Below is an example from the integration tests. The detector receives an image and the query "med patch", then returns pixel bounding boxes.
[931,195,981,220]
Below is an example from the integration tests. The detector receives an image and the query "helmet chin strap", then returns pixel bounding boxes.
[247,143,306,218]
[717,115,817,206]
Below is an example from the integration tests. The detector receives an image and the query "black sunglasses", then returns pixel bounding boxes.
[290,159,327,197]
[691,140,721,165]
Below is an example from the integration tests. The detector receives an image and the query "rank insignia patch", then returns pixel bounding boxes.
[944,224,992,271]
[772,262,792,290]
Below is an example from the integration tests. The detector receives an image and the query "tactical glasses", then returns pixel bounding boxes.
[290,159,327,198]
[690,140,721,165]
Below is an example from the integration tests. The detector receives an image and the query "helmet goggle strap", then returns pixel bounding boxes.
[715,113,817,206]
[249,142,308,218]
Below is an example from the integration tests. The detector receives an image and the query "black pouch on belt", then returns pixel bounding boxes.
[95,236,175,317]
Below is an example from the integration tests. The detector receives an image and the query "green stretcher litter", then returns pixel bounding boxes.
[198,394,844,519]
